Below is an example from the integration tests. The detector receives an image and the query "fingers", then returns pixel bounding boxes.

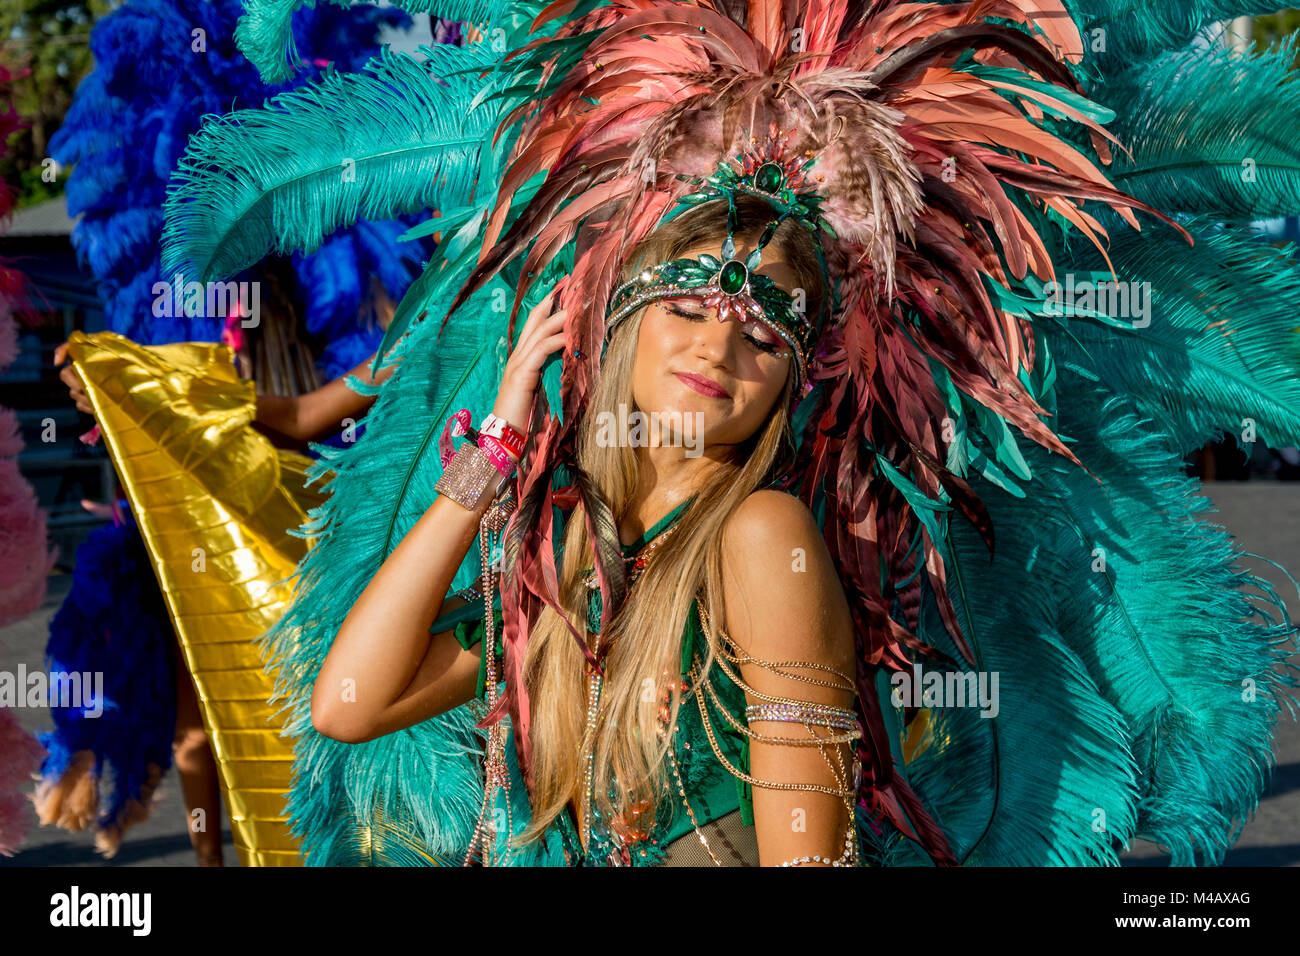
[494,287,574,429]
[516,310,567,371]
[53,342,67,365]
[510,289,568,362]
[80,499,116,520]
[537,329,568,357]
[516,287,562,345]
[59,365,85,392]
[57,364,92,414]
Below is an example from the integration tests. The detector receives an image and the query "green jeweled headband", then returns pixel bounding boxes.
[604,125,836,392]
[605,235,812,384]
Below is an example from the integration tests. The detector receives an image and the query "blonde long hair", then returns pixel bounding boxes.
[513,195,828,846]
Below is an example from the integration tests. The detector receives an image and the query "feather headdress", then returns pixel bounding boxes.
[440,0,1186,863]
[49,0,427,372]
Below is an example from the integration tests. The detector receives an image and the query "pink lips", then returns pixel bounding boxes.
[675,371,731,399]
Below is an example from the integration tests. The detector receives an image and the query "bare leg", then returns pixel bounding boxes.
[173,650,225,866]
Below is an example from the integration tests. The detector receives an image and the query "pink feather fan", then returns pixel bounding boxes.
[0,56,54,858]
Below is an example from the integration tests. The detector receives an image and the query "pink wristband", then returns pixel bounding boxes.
[481,430,519,463]
[478,435,516,477]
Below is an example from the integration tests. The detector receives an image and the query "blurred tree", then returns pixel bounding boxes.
[1254,10,1300,59]
[0,0,115,207]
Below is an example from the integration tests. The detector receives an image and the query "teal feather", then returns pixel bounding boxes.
[260,231,573,864]
[371,168,549,377]
[1100,39,1300,220]
[1048,217,1300,455]
[235,0,523,84]
[894,525,1141,865]
[892,372,1299,865]
[160,44,504,286]
[1062,0,1294,63]
[931,360,1030,498]
[874,454,955,547]
[1042,386,1298,864]
[960,62,1117,124]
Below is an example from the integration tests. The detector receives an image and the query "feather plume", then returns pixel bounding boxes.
[50,0,426,351]
[1102,38,1300,221]
[234,0,512,83]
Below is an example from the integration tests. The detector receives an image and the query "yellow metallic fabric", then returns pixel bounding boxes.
[65,330,327,866]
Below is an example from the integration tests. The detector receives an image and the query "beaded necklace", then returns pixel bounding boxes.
[576,499,693,862]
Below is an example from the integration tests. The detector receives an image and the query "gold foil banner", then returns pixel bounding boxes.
[65,331,326,866]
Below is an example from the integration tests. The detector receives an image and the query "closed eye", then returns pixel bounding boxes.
[666,303,785,356]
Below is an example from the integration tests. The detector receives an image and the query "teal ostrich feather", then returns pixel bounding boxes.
[1100,39,1300,221]
[892,371,1299,865]
[160,43,504,286]
[236,0,527,84]
[261,235,572,865]
[1062,0,1294,63]
[1051,217,1300,455]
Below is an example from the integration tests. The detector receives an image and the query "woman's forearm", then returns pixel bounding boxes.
[311,476,506,741]
[254,352,397,445]
[312,287,558,741]
[252,393,301,444]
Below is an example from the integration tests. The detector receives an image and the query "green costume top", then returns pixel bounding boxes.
[429,498,755,866]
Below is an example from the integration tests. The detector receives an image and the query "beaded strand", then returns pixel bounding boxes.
[660,721,723,866]
[691,600,862,866]
[461,487,515,867]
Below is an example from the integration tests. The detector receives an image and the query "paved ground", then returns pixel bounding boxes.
[1,480,1297,867]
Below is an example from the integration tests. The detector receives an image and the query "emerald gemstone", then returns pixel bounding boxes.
[755,162,783,193]
[719,259,748,295]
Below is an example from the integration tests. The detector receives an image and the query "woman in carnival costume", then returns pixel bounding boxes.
[159,0,1300,866]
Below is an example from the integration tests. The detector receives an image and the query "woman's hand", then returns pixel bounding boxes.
[491,287,568,434]
[53,342,93,415]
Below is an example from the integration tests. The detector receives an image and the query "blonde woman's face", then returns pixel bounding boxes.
[630,239,795,448]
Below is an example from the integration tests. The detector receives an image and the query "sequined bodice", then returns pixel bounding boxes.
[563,497,752,865]
[438,496,755,867]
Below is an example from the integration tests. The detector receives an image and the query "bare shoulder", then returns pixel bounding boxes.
[721,489,821,554]
[719,490,853,671]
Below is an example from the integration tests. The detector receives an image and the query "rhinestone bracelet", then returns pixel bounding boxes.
[745,702,861,733]
[435,442,509,511]
[779,826,858,868]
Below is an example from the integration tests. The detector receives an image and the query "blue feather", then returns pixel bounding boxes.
[37,503,177,835]
[51,0,427,347]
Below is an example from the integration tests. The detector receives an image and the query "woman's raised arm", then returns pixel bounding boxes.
[55,341,397,450]
[252,351,397,447]
[310,289,570,742]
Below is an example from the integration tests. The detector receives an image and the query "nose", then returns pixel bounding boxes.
[692,306,741,365]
